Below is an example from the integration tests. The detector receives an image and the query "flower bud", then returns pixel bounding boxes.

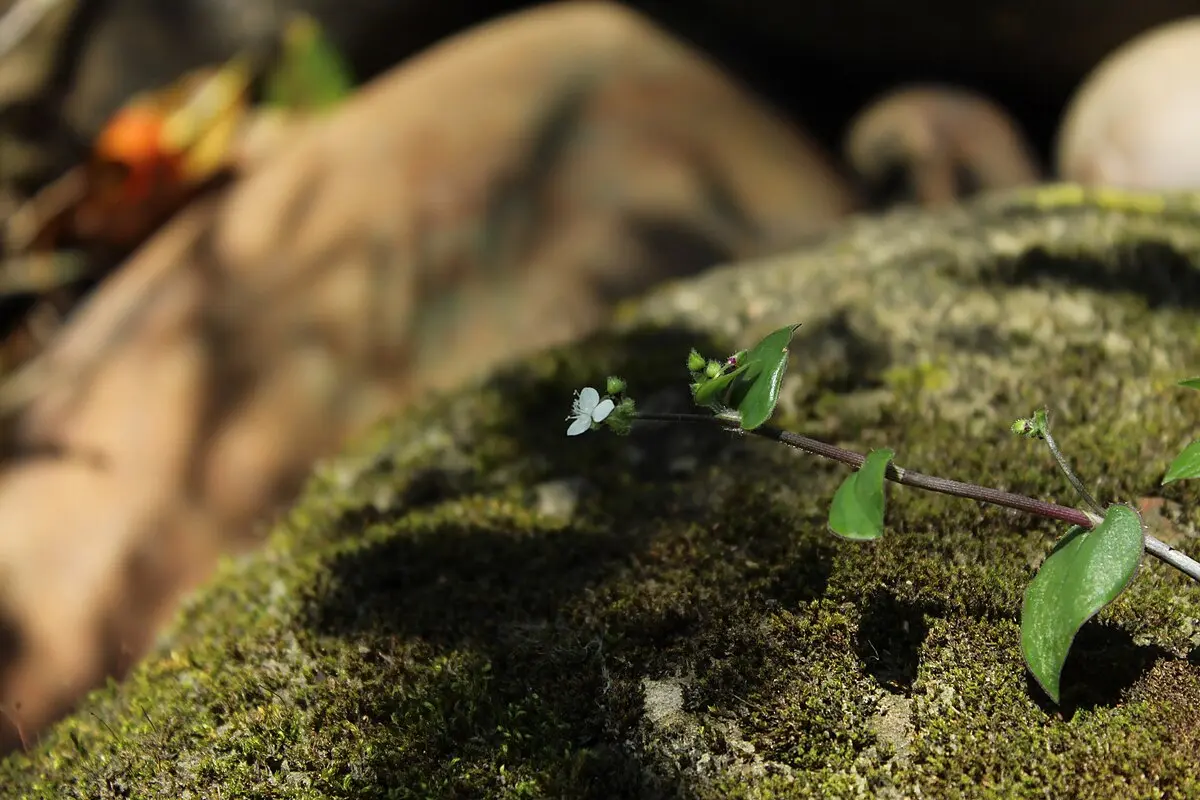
[607,397,637,436]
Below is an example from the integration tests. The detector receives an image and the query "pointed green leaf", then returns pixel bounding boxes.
[731,325,798,429]
[1021,504,1144,703]
[264,14,355,112]
[828,448,894,540]
[708,324,799,429]
[1164,440,1200,484]
[1178,377,1200,390]
[690,324,799,428]
[692,362,752,409]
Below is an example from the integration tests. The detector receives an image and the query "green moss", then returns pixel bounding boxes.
[6,189,1200,797]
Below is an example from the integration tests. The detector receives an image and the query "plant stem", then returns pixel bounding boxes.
[1143,537,1200,583]
[633,411,1200,583]
[1040,425,1104,516]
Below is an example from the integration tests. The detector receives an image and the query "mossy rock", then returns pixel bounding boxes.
[6,186,1200,798]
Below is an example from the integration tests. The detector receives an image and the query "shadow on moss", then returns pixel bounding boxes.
[1028,625,1174,718]
[288,324,855,795]
[305,521,669,797]
[298,465,838,794]
[855,592,930,694]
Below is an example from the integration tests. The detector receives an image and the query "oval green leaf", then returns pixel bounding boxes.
[1178,377,1200,391]
[1021,504,1145,703]
[828,448,894,540]
[1163,440,1200,485]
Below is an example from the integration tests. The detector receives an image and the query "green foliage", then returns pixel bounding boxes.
[263,14,355,112]
[1163,441,1200,485]
[827,448,893,541]
[689,324,799,430]
[606,396,636,436]
[1164,379,1200,484]
[571,322,1198,708]
[691,361,749,409]
[1011,408,1050,440]
[1021,505,1145,703]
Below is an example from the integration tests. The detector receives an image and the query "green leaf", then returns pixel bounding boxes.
[1021,504,1144,703]
[263,14,355,111]
[828,448,894,540]
[1164,441,1200,484]
[692,362,752,408]
[1178,377,1200,391]
[690,324,800,428]
[731,325,799,429]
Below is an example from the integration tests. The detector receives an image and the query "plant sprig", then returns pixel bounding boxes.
[568,323,1200,704]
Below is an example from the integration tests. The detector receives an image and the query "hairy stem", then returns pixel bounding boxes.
[633,411,1200,583]
[1040,425,1104,516]
[1143,537,1200,584]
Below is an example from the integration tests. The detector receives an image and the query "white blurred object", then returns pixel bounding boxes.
[1057,17,1200,189]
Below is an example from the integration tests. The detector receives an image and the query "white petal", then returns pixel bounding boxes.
[576,387,600,414]
[567,414,592,436]
[591,398,615,422]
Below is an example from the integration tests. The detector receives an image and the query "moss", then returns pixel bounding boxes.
[6,188,1200,797]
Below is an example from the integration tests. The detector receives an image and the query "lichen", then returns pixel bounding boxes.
[5,188,1200,797]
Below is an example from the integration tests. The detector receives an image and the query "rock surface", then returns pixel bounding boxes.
[0,1,852,754]
[3,186,1200,796]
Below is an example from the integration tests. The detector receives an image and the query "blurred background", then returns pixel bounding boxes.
[2,0,1200,755]
[4,0,1200,196]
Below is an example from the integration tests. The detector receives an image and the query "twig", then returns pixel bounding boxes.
[634,411,1200,584]
[1040,421,1104,516]
[1143,536,1200,584]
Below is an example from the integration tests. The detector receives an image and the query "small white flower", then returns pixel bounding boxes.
[567,387,615,436]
